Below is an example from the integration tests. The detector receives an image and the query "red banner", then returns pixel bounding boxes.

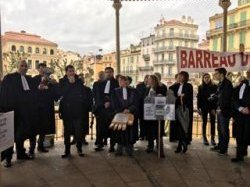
[177,47,250,73]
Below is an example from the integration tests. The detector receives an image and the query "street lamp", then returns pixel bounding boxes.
[219,0,231,52]
[113,0,122,74]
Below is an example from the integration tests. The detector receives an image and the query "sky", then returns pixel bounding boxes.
[0,0,238,55]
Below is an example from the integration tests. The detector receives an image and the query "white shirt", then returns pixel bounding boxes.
[178,84,183,96]
[148,88,155,96]
[104,80,111,94]
[21,75,30,91]
[122,87,127,100]
[239,83,246,99]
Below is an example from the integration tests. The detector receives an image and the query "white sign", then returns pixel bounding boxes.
[0,111,14,152]
[164,104,175,121]
[144,103,156,120]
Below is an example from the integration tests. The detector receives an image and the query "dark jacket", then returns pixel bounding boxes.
[59,75,86,120]
[136,82,148,119]
[216,78,233,117]
[197,83,218,111]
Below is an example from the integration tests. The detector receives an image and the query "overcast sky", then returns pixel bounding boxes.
[0,0,237,54]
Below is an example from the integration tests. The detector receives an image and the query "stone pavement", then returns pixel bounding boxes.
[1,138,250,187]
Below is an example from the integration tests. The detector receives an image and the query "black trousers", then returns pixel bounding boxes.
[201,109,216,138]
[1,147,14,162]
[139,119,146,138]
[63,119,83,152]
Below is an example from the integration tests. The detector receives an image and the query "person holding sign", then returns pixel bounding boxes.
[171,71,193,153]
[111,76,138,156]
[144,75,167,158]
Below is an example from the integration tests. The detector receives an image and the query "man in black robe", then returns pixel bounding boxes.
[136,75,149,140]
[33,63,59,153]
[0,60,39,167]
[94,67,119,152]
[231,69,250,162]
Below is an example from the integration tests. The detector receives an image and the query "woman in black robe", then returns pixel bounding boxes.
[171,71,193,153]
[144,75,166,158]
[111,76,137,156]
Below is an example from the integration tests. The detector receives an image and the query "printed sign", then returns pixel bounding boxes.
[0,111,14,152]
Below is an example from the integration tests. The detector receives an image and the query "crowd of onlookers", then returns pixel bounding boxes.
[0,59,249,168]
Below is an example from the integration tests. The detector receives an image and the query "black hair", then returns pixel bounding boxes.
[105,67,114,72]
[179,71,189,83]
[127,76,132,84]
[65,65,74,72]
[215,68,227,77]
[38,63,47,68]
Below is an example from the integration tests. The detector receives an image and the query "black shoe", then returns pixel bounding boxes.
[28,153,35,160]
[37,147,49,153]
[203,137,209,146]
[3,160,12,168]
[109,147,115,153]
[175,143,182,153]
[17,153,33,160]
[95,147,104,152]
[211,138,216,146]
[231,157,244,163]
[182,142,188,153]
[218,150,228,156]
[103,139,108,146]
[77,150,84,157]
[61,153,71,159]
[160,153,165,158]
[210,146,219,152]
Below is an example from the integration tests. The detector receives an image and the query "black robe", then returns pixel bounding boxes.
[232,80,250,145]
[82,85,93,135]
[0,72,39,141]
[33,75,59,135]
[171,83,194,142]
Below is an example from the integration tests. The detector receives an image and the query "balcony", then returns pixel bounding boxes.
[153,60,176,65]
[153,46,175,53]
[155,33,199,41]
[121,70,138,75]
[143,54,150,61]
[208,19,250,37]
[139,66,154,71]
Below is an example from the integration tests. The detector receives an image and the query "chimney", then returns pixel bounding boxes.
[20,30,26,34]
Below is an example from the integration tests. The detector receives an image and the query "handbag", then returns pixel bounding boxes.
[176,96,190,134]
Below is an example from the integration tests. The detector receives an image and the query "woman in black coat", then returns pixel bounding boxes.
[144,75,167,158]
[197,73,217,146]
[171,71,193,153]
[111,76,138,156]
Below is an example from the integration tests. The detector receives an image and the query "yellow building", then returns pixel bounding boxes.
[154,16,199,82]
[208,0,250,52]
[2,31,58,76]
[102,52,116,72]
[120,44,141,85]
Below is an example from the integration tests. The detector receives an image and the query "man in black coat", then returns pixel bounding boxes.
[33,63,59,153]
[59,65,86,158]
[231,69,250,162]
[211,68,233,155]
[94,67,119,152]
[136,75,149,140]
[0,60,39,167]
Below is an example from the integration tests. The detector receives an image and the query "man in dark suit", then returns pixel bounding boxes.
[231,69,250,162]
[136,75,149,140]
[0,60,39,167]
[33,63,59,153]
[211,68,233,155]
[94,67,119,152]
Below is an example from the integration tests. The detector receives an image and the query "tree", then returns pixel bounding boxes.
[84,67,94,87]
[3,51,30,74]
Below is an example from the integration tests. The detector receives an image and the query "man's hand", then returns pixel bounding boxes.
[242,107,250,115]
[38,84,48,90]
[104,102,110,109]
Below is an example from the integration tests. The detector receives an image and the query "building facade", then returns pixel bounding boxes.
[2,31,58,76]
[138,34,155,81]
[207,0,250,52]
[154,16,199,83]
[120,44,140,85]
[102,52,116,72]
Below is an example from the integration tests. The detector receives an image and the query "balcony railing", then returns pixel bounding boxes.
[121,70,138,75]
[155,33,199,41]
[139,66,154,71]
[208,19,250,37]
[153,46,175,53]
[153,60,176,65]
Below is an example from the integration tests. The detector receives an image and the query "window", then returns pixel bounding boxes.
[191,42,195,48]
[215,19,223,29]
[27,60,32,69]
[170,40,174,48]
[35,48,40,54]
[43,61,47,65]
[11,45,16,52]
[213,37,218,51]
[28,47,32,53]
[185,41,188,47]
[178,40,183,47]
[228,34,234,50]
[169,53,173,61]
[168,66,173,76]
[161,54,164,61]
[19,46,24,53]
[43,48,47,54]
[130,57,134,63]
[170,28,174,36]
[240,11,247,26]
[35,60,40,69]
[50,49,54,55]
[229,15,235,27]
[239,31,246,45]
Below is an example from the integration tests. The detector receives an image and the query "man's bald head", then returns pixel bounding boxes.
[17,60,28,75]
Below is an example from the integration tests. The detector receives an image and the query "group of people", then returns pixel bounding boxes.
[0,59,249,169]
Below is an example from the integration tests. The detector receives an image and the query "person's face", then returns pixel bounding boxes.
[179,74,185,83]
[144,76,149,85]
[105,69,113,79]
[148,77,154,87]
[99,72,105,81]
[38,66,45,75]
[119,79,127,87]
[214,71,222,81]
[66,68,75,77]
[203,74,211,84]
[18,61,28,75]
[246,71,250,80]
